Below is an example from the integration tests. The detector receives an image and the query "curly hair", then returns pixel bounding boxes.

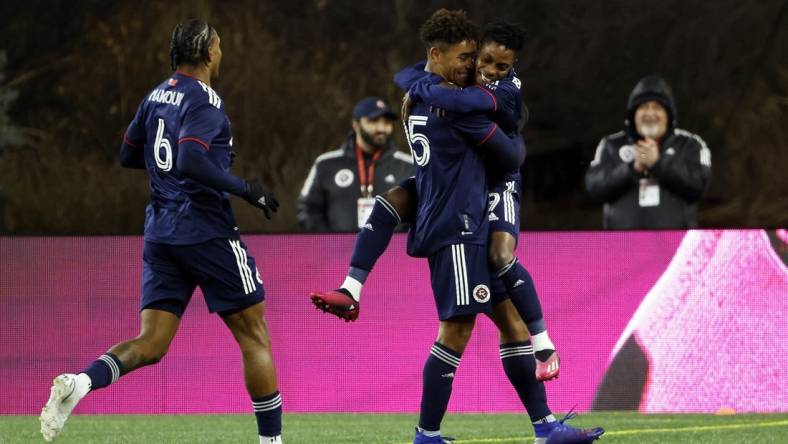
[480,20,526,52]
[419,9,479,48]
[170,19,216,70]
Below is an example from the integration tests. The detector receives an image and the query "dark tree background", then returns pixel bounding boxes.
[0,0,786,234]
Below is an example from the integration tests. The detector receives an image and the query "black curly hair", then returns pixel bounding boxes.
[419,9,479,49]
[170,19,216,70]
[480,20,526,52]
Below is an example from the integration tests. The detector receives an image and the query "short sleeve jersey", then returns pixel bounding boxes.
[123,71,238,245]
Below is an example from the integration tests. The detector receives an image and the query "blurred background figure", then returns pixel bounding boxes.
[585,76,712,229]
[297,96,412,232]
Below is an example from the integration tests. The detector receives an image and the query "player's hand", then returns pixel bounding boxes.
[242,180,279,219]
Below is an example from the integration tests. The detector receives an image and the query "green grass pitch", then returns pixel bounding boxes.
[3,412,788,443]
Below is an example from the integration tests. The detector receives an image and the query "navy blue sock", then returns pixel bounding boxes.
[348,196,401,282]
[82,353,123,390]
[496,258,546,335]
[499,341,552,423]
[418,342,461,432]
[252,391,282,438]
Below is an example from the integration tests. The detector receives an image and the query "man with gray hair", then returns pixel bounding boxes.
[586,75,712,229]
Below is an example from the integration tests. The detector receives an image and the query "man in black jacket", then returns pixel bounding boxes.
[297,97,413,232]
[585,75,712,229]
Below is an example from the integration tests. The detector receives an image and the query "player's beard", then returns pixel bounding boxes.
[359,127,390,150]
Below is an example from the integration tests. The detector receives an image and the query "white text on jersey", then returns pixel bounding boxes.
[148,89,185,107]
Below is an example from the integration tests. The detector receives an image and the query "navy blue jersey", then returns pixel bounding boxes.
[396,63,519,257]
[123,71,240,245]
[408,68,525,188]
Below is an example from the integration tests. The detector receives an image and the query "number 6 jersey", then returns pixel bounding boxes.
[121,71,241,245]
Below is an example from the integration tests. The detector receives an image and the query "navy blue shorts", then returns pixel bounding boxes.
[488,179,521,238]
[141,238,265,317]
[428,243,492,321]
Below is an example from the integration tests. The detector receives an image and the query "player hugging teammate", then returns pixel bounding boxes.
[312,9,604,444]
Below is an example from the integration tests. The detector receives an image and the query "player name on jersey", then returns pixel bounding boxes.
[148,89,185,106]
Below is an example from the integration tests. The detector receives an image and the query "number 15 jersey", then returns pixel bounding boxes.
[123,71,239,245]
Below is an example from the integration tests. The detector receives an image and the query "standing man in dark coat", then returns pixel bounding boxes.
[298,97,413,232]
[586,76,712,229]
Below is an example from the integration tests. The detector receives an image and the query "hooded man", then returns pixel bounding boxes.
[585,75,712,229]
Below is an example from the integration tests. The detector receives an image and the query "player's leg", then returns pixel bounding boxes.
[415,243,491,443]
[40,309,182,442]
[311,177,417,320]
[488,180,558,380]
[40,242,189,442]
[488,301,604,443]
[416,315,475,443]
[221,302,281,444]
[195,238,281,443]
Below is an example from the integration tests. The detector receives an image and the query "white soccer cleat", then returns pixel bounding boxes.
[40,374,87,442]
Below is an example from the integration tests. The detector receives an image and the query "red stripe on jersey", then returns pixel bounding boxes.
[478,124,499,146]
[179,137,210,150]
[175,70,197,79]
[123,135,138,148]
[474,85,497,111]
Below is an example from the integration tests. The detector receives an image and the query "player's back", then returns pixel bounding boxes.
[402,82,492,258]
[124,71,237,245]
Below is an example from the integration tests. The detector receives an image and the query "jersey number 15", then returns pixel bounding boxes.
[404,115,430,167]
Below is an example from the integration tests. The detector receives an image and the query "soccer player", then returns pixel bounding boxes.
[39,20,284,444]
[312,22,560,382]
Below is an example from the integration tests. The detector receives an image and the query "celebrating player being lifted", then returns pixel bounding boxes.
[316,10,603,444]
[312,21,559,381]
[40,20,284,444]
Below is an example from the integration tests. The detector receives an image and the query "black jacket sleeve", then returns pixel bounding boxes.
[585,138,638,202]
[650,137,711,202]
[297,163,329,232]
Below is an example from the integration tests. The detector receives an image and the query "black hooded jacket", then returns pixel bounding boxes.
[585,76,712,229]
[297,131,413,232]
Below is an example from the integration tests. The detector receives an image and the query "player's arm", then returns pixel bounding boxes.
[454,113,525,171]
[585,138,637,202]
[120,102,146,169]
[408,81,497,115]
[178,103,279,217]
[650,136,711,202]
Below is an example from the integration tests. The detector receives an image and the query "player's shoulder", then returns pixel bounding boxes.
[187,80,223,110]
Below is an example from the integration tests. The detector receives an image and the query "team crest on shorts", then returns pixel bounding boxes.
[334,169,354,187]
[472,284,491,303]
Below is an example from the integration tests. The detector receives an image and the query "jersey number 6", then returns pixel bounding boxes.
[153,118,173,171]
[405,115,430,167]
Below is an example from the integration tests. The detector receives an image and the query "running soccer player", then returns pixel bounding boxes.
[39,20,284,444]
[312,21,560,382]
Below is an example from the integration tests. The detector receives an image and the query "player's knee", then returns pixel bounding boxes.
[488,244,514,271]
[499,320,529,343]
[381,187,413,222]
[233,320,272,351]
[437,319,475,352]
[136,338,170,365]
